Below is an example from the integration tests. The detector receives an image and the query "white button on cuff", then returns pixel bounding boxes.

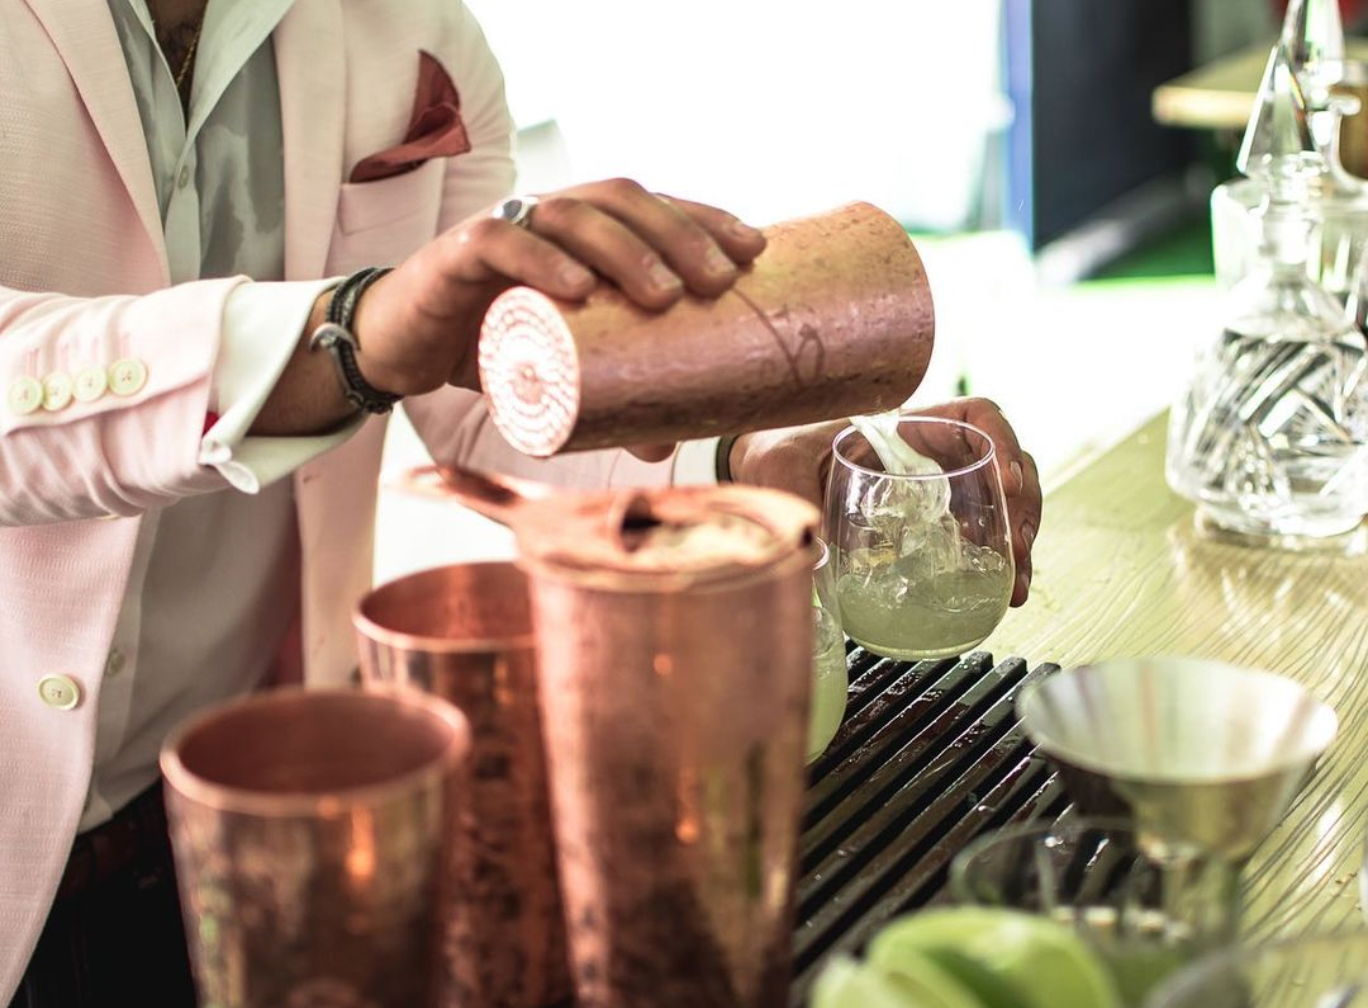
[7,376,43,416]
[178,164,191,189]
[108,359,148,397]
[41,372,74,411]
[38,674,81,711]
[74,367,108,403]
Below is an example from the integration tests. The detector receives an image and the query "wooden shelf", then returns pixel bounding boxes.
[1153,38,1368,131]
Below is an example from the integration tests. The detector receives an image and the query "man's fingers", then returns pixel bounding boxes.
[435,183,769,320]
[1010,450,1041,607]
[1014,451,1042,547]
[557,181,761,298]
[626,442,676,463]
[437,216,596,302]
[657,194,769,266]
[529,195,695,309]
[899,399,1039,608]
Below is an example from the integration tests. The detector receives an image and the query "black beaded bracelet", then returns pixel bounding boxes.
[309,266,402,415]
[715,434,740,483]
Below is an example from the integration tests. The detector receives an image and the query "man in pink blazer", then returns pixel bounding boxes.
[1,1,1042,1004]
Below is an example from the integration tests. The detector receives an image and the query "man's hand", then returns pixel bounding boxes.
[729,398,1041,606]
[253,180,765,438]
[353,180,768,397]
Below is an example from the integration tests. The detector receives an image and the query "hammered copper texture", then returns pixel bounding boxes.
[498,486,821,1008]
[354,563,571,1008]
[478,201,936,456]
[161,688,467,1008]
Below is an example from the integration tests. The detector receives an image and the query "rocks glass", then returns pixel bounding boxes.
[952,818,1240,1008]
[824,414,1013,659]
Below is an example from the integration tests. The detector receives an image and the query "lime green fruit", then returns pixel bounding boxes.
[907,947,1034,1008]
[811,952,986,1008]
[868,908,1123,1008]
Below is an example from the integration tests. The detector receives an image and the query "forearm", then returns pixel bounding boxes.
[248,291,359,436]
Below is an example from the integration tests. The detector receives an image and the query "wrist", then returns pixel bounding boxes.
[310,268,403,414]
[716,433,742,483]
[348,272,407,396]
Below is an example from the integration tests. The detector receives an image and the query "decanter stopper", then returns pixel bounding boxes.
[1236,44,1321,189]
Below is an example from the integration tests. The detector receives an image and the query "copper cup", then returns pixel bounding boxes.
[354,563,571,1008]
[530,545,816,1008]
[160,686,468,1008]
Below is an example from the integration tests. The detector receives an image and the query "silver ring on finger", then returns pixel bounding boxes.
[491,194,540,230]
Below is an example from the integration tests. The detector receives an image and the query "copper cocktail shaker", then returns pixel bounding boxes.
[353,562,571,1008]
[411,466,820,1008]
[477,200,935,456]
[160,686,468,1008]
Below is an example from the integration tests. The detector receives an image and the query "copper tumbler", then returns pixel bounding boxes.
[354,562,570,1008]
[477,200,936,456]
[160,686,468,1008]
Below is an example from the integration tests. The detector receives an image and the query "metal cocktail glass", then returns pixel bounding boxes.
[1016,658,1339,864]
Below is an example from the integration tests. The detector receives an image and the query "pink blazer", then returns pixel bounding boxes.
[0,0,546,991]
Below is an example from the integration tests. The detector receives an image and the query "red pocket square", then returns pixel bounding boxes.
[349,51,472,183]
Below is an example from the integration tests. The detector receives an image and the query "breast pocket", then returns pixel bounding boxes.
[329,158,446,274]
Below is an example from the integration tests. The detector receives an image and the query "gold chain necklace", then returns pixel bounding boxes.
[154,3,209,100]
[173,20,202,93]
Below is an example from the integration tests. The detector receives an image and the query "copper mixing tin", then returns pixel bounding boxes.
[407,465,821,1008]
[478,200,935,456]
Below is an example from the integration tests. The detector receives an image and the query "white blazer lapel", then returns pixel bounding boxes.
[20,0,167,279]
[273,0,347,282]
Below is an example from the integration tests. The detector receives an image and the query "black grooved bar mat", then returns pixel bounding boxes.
[790,651,1065,1006]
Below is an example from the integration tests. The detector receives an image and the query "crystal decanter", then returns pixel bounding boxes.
[1169,45,1368,541]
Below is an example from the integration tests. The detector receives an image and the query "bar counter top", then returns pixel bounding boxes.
[983,411,1368,938]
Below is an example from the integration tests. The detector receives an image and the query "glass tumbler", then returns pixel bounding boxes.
[825,414,1013,659]
[951,818,1241,1008]
[807,539,848,763]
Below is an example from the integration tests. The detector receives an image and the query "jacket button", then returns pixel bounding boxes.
[74,367,108,403]
[41,372,74,411]
[6,376,43,416]
[38,674,81,711]
[108,359,148,397]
